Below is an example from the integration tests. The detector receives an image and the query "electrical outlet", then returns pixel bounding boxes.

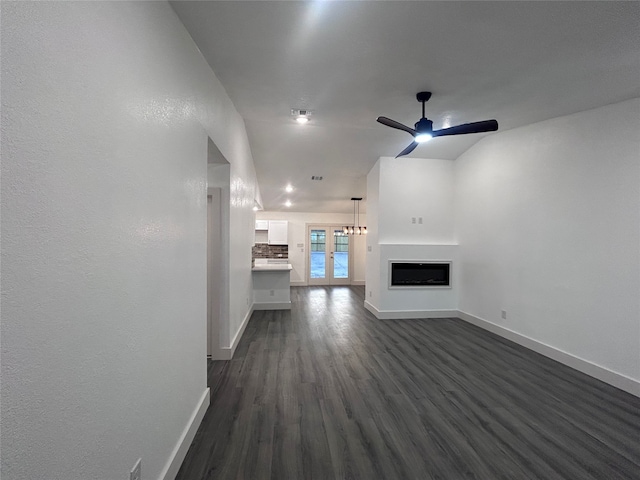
[130,459,141,480]
[411,217,416,224]
[418,217,423,224]
[270,290,275,296]
[501,310,507,320]
[246,297,249,306]
[367,245,372,252]
[369,290,372,297]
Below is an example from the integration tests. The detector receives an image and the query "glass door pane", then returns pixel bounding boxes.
[310,229,326,279]
[333,230,349,279]
[308,225,351,285]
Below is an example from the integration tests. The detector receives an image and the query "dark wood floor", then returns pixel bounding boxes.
[176,286,640,480]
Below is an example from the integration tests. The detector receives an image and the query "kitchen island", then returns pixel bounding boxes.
[252,261,292,310]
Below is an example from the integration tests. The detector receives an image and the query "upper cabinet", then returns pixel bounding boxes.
[255,220,269,230]
[254,219,288,245]
[267,220,288,245]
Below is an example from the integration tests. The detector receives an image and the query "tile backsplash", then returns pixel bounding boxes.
[252,244,288,260]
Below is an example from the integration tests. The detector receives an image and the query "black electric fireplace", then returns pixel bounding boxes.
[390,261,451,287]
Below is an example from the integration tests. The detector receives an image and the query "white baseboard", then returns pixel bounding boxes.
[253,301,291,310]
[457,310,640,397]
[219,305,254,360]
[351,280,365,286]
[364,301,457,319]
[291,281,307,287]
[159,388,210,480]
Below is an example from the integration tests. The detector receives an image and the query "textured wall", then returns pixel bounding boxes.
[455,98,640,382]
[1,2,258,479]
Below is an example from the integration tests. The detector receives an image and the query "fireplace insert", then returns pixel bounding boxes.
[390,261,451,287]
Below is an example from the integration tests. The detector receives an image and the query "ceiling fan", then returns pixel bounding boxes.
[377,92,498,158]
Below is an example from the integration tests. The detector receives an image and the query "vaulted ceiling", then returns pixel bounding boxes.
[171,1,640,213]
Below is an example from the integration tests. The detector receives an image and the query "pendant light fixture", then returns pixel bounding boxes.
[343,197,367,235]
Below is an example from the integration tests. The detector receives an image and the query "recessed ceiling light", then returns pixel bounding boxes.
[285,200,292,207]
[252,206,259,211]
[292,108,312,124]
[285,184,293,193]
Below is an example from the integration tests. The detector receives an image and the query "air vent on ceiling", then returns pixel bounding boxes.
[291,109,312,117]
[311,176,323,181]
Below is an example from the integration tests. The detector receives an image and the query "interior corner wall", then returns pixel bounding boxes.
[1,2,259,480]
[256,211,367,285]
[454,98,640,385]
[365,160,381,306]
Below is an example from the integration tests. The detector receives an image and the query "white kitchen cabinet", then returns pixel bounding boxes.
[255,219,269,230]
[267,220,288,245]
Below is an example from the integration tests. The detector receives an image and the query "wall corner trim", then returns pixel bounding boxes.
[457,310,640,397]
[220,305,254,360]
[159,387,210,480]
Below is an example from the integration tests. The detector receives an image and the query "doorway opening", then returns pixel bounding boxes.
[207,138,230,360]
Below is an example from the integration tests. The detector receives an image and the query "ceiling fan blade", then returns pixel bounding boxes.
[396,141,419,158]
[432,119,498,137]
[377,116,417,136]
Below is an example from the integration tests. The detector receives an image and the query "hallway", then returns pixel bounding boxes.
[176,286,640,479]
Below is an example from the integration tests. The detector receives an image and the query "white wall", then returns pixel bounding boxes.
[378,157,455,244]
[1,2,259,479]
[256,211,367,285]
[455,98,640,385]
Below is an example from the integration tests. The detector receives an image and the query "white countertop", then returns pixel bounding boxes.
[252,263,292,272]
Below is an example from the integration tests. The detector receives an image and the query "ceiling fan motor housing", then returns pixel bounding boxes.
[415,117,433,133]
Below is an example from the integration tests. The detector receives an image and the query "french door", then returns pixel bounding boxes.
[308,225,351,285]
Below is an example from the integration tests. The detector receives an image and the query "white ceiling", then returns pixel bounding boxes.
[171,1,640,213]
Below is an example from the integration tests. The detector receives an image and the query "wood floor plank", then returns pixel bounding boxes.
[176,286,640,480]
